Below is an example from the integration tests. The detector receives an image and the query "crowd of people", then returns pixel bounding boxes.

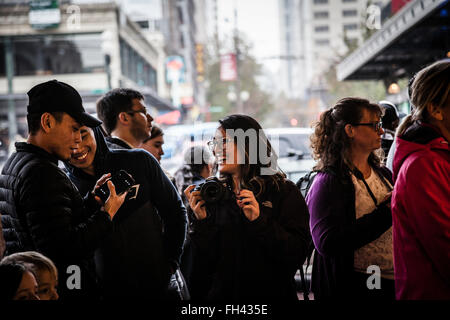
[0,59,448,301]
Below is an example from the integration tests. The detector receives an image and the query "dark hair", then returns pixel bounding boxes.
[27,111,64,135]
[379,101,399,131]
[398,59,450,136]
[96,88,144,135]
[143,124,163,143]
[218,114,285,197]
[0,263,27,300]
[311,97,383,174]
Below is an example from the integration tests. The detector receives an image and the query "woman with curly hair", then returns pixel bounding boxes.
[184,114,310,300]
[306,97,394,300]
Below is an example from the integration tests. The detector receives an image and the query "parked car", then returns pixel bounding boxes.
[265,127,316,183]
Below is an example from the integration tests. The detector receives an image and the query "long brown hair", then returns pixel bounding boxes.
[218,114,285,198]
[311,97,383,174]
[397,59,450,136]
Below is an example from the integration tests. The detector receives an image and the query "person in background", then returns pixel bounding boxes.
[306,97,394,300]
[391,59,450,300]
[140,125,165,163]
[96,88,153,150]
[184,114,310,300]
[0,262,39,300]
[140,124,176,183]
[1,251,59,300]
[379,100,400,157]
[386,75,416,171]
[174,145,215,208]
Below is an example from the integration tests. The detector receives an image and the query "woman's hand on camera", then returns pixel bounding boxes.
[184,185,207,220]
[237,189,260,221]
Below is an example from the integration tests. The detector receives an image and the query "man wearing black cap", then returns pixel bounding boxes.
[0,80,127,300]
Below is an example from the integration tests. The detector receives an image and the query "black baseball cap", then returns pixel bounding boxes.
[27,80,102,128]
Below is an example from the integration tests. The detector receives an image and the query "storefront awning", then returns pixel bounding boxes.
[337,0,450,81]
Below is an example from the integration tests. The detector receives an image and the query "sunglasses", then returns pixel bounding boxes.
[351,121,383,132]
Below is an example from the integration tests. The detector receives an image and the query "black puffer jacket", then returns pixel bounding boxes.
[189,177,310,301]
[65,127,187,299]
[0,142,113,299]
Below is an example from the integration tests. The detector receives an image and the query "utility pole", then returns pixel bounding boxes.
[233,5,243,114]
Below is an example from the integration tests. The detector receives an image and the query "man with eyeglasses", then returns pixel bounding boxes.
[94,88,188,299]
[96,88,154,149]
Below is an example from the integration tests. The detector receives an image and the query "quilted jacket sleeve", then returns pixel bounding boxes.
[18,164,113,262]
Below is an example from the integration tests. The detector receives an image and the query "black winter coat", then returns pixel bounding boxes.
[0,142,113,299]
[64,127,187,299]
[188,178,310,301]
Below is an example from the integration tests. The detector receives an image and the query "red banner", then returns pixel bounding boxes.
[220,53,237,82]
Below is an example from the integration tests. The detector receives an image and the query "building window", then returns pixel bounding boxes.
[315,39,330,46]
[120,39,157,91]
[313,0,328,4]
[343,9,358,17]
[314,11,329,19]
[0,33,105,77]
[315,25,329,32]
[343,23,358,31]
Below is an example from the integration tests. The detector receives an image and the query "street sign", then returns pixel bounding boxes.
[29,0,61,30]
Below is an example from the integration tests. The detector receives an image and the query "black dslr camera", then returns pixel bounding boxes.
[193,177,232,204]
[95,170,136,203]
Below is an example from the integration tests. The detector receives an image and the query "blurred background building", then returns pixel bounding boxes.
[0,0,448,163]
[278,0,391,101]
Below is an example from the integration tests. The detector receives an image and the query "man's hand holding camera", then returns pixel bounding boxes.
[92,173,128,220]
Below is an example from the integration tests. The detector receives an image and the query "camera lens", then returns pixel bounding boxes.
[201,180,223,203]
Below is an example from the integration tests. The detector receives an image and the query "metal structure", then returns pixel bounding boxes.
[337,0,450,81]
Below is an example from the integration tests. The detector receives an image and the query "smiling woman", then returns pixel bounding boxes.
[183,114,310,300]
[69,127,97,176]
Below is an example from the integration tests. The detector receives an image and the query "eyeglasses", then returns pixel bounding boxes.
[351,121,383,132]
[207,137,233,150]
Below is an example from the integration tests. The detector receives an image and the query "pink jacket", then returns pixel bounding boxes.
[392,122,450,300]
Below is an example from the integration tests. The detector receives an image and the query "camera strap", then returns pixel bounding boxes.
[352,168,378,207]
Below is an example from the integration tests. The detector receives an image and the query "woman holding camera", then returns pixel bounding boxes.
[184,114,310,300]
[306,98,394,300]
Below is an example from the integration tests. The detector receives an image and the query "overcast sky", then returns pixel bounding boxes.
[217,0,281,73]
